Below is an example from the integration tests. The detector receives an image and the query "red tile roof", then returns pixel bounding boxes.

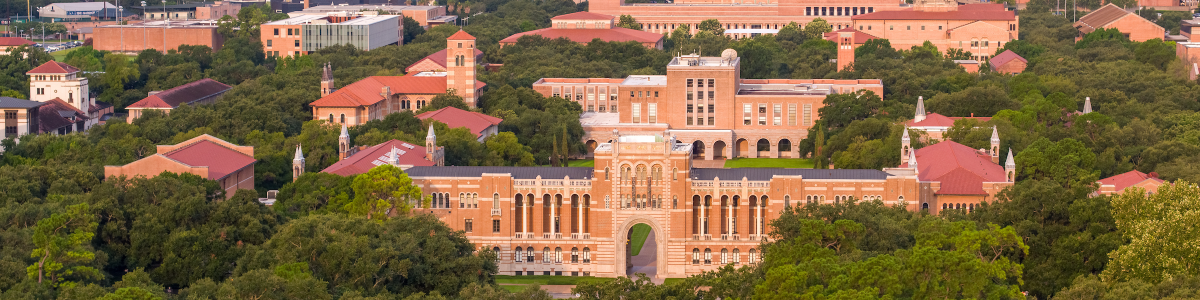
[1098,170,1164,192]
[448,30,475,40]
[1075,4,1138,34]
[906,140,1006,195]
[551,11,615,21]
[162,140,257,180]
[823,27,880,44]
[988,50,1027,67]
[499,27,663,45]
[127,78,232,109]
[36,98,88,133]
[906,112,992,127]
[404,48,485,73]
[852,5,1016,21]
[320,140,436,176]
[27,61,80,74]
[0,37,34,46]
[416,107,502,137]
[309,75,486,107]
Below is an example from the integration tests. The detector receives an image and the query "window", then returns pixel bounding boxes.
[36,88,44,95]
[555,247,563,263]
[773,104,782,126]
[749,249,758,263]
[654,91,659,97]
[5,126,16,137]
[921,25,925,30]
[543,247,551,263]
[704,248,713,264]
[4,111,15,119]
[758,104,767,125]
[803,104,812,126]
[648,103,657,123]
[692,248,700,264]
[631,103,641,123]
[515,247,524,262]
[571,247,579,263]
[464,219,473,232]
[583,247,591,263]
[743,104,752,125]
[788,104,797,126]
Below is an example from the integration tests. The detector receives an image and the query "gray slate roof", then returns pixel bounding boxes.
[0,97,46,109]
[406,166,594,179]
[690,168,891,181]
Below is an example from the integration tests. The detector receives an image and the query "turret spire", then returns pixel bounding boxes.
[1083,97,1092,114]
[914,96,927,122]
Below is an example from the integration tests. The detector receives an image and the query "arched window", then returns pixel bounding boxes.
[692,248,700,264]
[571,247,579,263]
[672,168,678,180]
[493,193,500,209]
[583,247,591,263]
[921,202,929,210]
[542,247,551,263]
[604,167,610,180]
[493,247,501,261]
[652,165,662,181]
[704,248,713,264]
[733,248,741,265]
[340,114,345,124]
[328,114,334,121]
[555,247,563,263]
[749,249,758,263]
[673,196,678,209]
[459,193,465,208]
[721,248,729,264]
[784,195,790,208]
[515,247,523,262]
[474,193,480,208]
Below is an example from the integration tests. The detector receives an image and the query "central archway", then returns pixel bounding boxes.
[626,223,656,277]
[615,216,666,278]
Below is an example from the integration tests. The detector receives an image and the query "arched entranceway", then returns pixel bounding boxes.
[778,139,792,158]
[692,140,706,159]
[712,141,727,159]
[626,223,657,277]
[616,217,665,278]
[735,138,749,158]
[757,139,771,157]
[585,140,598,157]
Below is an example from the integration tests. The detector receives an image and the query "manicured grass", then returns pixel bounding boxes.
[662,278,688,286]
[568,159,594,167]
[628,223,652,256]
[495,275,616,286]
[724,158,814,169]
[51,47,77,61]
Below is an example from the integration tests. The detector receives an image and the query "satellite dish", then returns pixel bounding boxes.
[721,49,738,61]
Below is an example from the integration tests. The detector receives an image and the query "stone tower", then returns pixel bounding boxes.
[901,126,911,165]
[321,63,335,97]
[446,30,478,107]
[292,144,305,182]
[338,123,350,160]
[1004,148,1016,182]
[837,31,855,71]
[426,124,445,166]
[990,126,1000,163]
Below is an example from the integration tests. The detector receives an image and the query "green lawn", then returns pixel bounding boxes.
[495,275,616,286]
[568,159,594,167]
[51,47,77,61]
[662,278,688,285]
[628,223,652,256]
[724,158,814,169]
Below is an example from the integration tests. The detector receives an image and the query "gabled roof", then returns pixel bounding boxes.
[27,61,80,74]
[161,139,257,180]
[448,30,476,40]
[36,98,88,133]
[823,27,879,44]
[309,75,486,107]
[0,97,46,109]
[903,140,1006,195]
[852,4,1015,21]
[0,37,34,47]
[416,107,502,137]
[127,78,232,109]
[988,50,1027,67]
[1075,4,1138,34]
[1098,170,1164,192]
[404,48,485,73]
[499,27,663,44]
[321,140,436,176]
[551,11,615,21]
[907,112,992,127]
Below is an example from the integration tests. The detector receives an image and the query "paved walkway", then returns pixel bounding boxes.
[628,230,660,283]
[692,158,726,168]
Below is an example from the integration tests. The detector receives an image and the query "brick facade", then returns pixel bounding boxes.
[92,23,224,53]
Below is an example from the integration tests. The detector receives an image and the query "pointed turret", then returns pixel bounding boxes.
[990,126,1000,163]
[320,63,336,97]
[425,124,443,166]
[338,123,350,160]
[908,146,919,174]
[292,144,305,182]
[901,126,911,164]
[1083,97,1092,114]
[388,146,401,166]
[914,96,927,123]
[1004,148,1016,182]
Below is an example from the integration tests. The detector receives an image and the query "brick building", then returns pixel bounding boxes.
[899,130,1014,212]
[0,97,45,140]
[309,30,485,125]
[416,107,503,142]
[26,61,110,130]
[261,14,401,57]
[0,37,35,55]
[126,78,233,119]
[531,50,883,160]
[500,12,664,49]
[850,2,1018,60]
[988,49,1027,74]
[905,96,991,141]
[1074,4,1165,42]
[105,134,256,198]
[318,124,444,178]
[92,20,225,53]
[1095,170,1165,196]
[588,0,906,37]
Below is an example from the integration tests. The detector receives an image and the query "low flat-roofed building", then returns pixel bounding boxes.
[105,134,256,198]
[38,2,120,21]
[500,12,664,49]
[295,4,455,28]
[92,20,225,53]
[126,79,233,119]
[851,2,1018,61]
[262,14,400,57]
[1074,3,1165,42]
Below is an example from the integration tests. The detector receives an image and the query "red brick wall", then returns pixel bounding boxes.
[93,26,224,53]
[1106,15,1167,42]
[992,60,1026,74]
[261,24,304,57]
